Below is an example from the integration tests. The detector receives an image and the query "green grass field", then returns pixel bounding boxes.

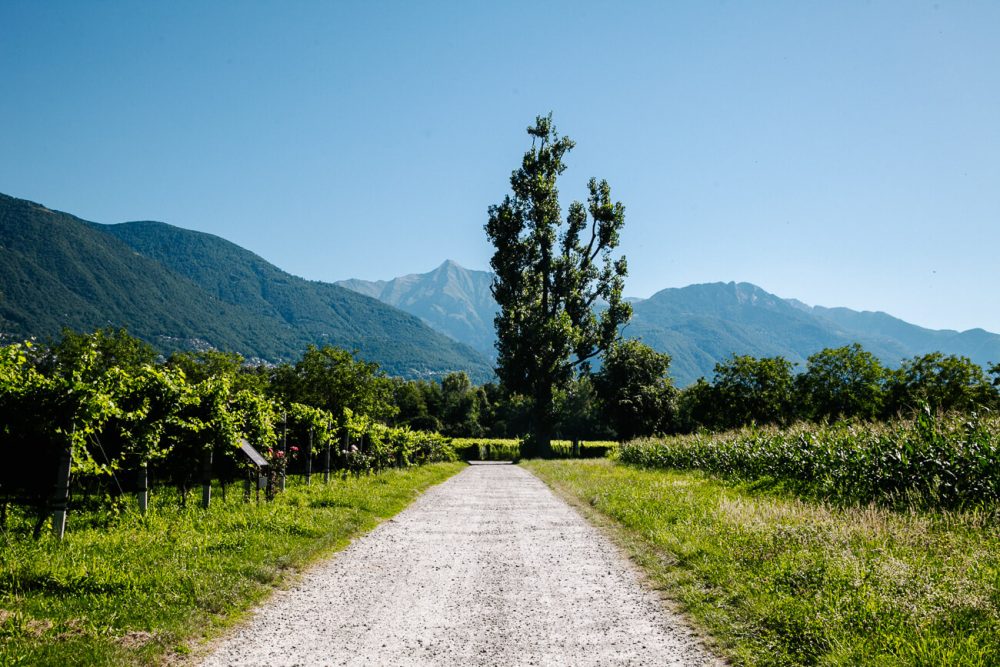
[524,459,1000,666]
[0,463,464,666]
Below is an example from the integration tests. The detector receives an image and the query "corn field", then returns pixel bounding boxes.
[618,410,1000,508]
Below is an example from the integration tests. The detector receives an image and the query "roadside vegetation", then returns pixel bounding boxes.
[0,463,464,667]
[620,411,1000,508]
[526,459,1000,666]
[0,327,465,666]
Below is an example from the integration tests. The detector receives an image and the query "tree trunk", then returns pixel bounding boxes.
[529,382,555,458]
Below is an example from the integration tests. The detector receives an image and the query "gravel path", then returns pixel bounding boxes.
[200,463,719,666]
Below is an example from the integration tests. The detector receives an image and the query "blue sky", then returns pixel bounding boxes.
[2,1,999,332]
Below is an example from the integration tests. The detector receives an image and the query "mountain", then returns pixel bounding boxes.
[338,264,1000,387]
[0,193,493,381]
[803,305,1000,371]
[336,260,498,357]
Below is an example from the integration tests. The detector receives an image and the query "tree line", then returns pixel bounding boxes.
[387,340,1000,442]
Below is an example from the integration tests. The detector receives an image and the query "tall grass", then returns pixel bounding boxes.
[619,411,1000,508]
[0,463,464,666]
[526,459,1000,666]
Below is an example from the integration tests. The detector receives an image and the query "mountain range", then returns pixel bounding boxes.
[339,262,1000,386]
[3,190,998,388]
[336,260,498,357]
[0,193,493,381]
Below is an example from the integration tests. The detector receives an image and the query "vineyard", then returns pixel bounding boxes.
[0,339,455,540]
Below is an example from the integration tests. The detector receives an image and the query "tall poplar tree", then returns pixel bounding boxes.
[486,114,631,456]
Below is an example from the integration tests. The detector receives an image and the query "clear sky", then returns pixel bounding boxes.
[2,1,998,332]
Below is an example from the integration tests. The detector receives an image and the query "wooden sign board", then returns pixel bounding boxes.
[239,438,269,468]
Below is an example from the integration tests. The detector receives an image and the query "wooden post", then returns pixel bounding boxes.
[341,432,349,472]
[305,428,313,485]
[280,412,287,492]
[201,447,213,509]
[137,463,149,514]
[51,435,73,540]
[572,438,581,458]
[323,429,331,483]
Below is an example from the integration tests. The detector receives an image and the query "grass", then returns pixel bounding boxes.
[0,462,465,666]
[524,459,1000,666]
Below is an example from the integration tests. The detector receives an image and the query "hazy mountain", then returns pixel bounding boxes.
[0,192,493,381]
[339,263,1000,386]
[336,260,498,356]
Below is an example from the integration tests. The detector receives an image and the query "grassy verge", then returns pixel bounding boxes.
[524,459,1000,666]
[0,462,465,666]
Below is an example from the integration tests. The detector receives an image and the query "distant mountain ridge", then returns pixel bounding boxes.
[336,260,498,356]
[339,264,1000,386]
[0,192,493,381]
[5,187,996,388]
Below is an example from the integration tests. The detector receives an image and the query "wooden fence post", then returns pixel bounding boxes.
[323,428,331,483]
[137,462,149,514]
[51,434,73,540]
[280,412,287,492]
[305,428,313,485]
[201,447,213,509]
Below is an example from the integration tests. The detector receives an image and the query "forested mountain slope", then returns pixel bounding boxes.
[0,192,493,381]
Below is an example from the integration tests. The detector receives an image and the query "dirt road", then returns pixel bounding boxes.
[200,462,718,666]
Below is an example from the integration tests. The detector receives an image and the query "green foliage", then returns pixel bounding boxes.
[486,114,631,454]
[710,354,795,429]
[553,376,612,441]
[271,345,396,425]
[439,372,486,436]
[0,330,457,526]
[342,410,456,470]
[797,344,887,421]
[619,412,1000,508]
[594,339,676,440]
[677,345,999,434]
[886,352,995,415]
[451,437,523,461]
[449,437,616,461]
[528,459,1000,667]
[45,327,157,379]
[165,350,268,394]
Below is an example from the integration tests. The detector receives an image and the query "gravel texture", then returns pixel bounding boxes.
[200,462,720,666]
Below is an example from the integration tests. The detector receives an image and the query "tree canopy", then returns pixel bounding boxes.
[594,339,676,440]
[485,114,631,455]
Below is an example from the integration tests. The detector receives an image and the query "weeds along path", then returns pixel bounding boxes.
[199,462,718,666]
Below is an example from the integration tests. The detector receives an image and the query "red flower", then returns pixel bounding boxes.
[290,446,299,452]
